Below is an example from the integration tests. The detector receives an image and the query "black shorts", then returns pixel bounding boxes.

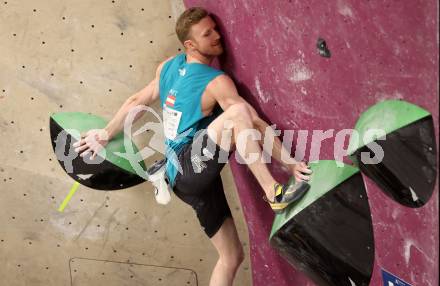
[172,131,233,238]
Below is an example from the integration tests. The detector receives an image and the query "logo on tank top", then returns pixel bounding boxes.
[163,89,182,140]
[165,95,175,107]
[165,89,178,107]
[178,68,186,76]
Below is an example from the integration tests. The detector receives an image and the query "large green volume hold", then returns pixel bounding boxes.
[50,112,148,190]
[270,160,374,286]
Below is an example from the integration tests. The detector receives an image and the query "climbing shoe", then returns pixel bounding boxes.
[266,177,310,214]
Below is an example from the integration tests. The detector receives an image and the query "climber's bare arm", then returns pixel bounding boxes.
[105,57,173,139]
[73,57,173,159]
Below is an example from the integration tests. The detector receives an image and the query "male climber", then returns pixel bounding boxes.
[73,7,312,286]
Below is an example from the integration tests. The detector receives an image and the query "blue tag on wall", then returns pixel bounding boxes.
[381,269,413,286]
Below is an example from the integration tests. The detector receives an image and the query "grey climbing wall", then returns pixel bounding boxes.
[0,1,251,285]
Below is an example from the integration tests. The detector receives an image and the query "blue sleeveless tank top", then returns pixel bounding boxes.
[159,53,224,187]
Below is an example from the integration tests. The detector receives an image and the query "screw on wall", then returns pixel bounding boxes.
[317,38,331,58]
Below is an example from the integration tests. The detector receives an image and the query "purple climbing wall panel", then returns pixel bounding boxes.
[183,1,439,285]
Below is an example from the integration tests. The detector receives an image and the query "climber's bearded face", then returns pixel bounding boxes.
[185,16,224,57]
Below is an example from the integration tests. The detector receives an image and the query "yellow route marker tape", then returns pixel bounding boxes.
[58,181,80,212]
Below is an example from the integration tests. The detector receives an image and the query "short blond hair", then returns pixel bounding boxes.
[175,7,209,44]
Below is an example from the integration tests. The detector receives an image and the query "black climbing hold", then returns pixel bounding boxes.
[317,38,331,58]
[348,100,437,208]
[49,112,148,191]
[270,161,374,286]
[354,116,437,207]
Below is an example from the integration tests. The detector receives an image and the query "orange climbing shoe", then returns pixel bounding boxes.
[266,177,310,214]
